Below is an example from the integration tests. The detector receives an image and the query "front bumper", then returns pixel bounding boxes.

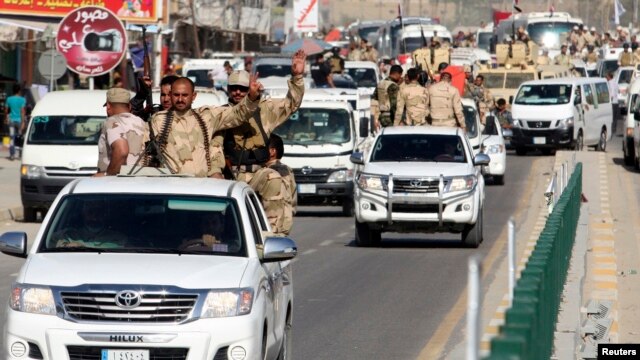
[4,308,264,360]
[354,180,480,233]
[511,126,574,149]
[21,177,77,210]
[297,181,354,205]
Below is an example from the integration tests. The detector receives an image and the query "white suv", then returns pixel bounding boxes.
[351,126,489,248]
[1,176,297,360]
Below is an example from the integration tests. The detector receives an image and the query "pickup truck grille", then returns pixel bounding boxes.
[526,121,552,129]
[293,168,331,183]
[393,179,448,194]
[61,291,198,323]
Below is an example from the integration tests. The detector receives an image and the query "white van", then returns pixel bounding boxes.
[20,90,108,222]
[623,78,640,165]
[511,77,613,155]
[268,88,371,216]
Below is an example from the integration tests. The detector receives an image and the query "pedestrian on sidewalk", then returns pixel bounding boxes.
[606,72,619,135]
[4,84,26,161]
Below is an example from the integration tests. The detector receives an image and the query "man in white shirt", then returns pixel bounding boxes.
[606,72,620,135]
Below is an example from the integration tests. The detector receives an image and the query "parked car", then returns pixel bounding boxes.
[350,126,489,248]
[1,176,297,360]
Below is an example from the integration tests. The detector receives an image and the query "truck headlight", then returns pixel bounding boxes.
[512,119,522,128]
[201,288,254,318]
[21,165,45,179]
[356,173,388,191]
[486,144,505,154]
[444,176,477,193]
[10,284,56,315]
[557,117,574,129]
[327,169,354,183]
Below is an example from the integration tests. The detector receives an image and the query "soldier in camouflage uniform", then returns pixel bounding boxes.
[218,50,306,235]
[97,88,148,176]
[394,68,428,126]
[468,74,494,122]
[265,134,296,234]
[372,64,402,128]
[554,45,571,66]
[619,43,633,66]
[149,76,261,177]
[426,70,466,129]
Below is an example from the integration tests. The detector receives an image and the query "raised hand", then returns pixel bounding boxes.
[291,49,307,76]
[248,72,263,101]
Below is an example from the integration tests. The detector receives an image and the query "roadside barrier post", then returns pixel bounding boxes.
[508,217,516,306]
[467,255,482,360]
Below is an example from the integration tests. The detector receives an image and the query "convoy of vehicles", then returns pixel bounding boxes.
[511,77,613,155]
[375,17,439,60]
[1,176,297,360]
[495,12,582,54]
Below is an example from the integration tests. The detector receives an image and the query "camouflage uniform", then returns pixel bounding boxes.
[554,53,571,66]
[348,48,362,61]
[427,81,465,129]
[98,112,148,173]
[536,55,551,66]
[224,75,304,235]
[467,84,494,120]
[149,96,258,177]
[586,52,598,65]
[373,78,400,127]
[266,158,297,234]
[394,82,429,126]
[362,47,379,63]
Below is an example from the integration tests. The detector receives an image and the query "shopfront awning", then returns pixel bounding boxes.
[0,18,59,42]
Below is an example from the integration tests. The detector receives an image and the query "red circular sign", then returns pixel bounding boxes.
[56,6,127,77]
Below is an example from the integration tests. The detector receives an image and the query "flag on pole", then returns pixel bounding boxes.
[513,0,522,13]
[614,0,626,25]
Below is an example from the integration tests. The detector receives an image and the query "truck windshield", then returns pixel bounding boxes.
[255,64,292,78]
[480,73,505,88]
[274,108,351,146]
[463,106,479,139]
[505,73,535,89]
[39,194,246,256]
[345,67,378,87]
[527,22,576,49]
[477,32,492,52]
[27,116,105,145]
[371,134,467,163]
[186,69,214,88]
[515,84,573,105]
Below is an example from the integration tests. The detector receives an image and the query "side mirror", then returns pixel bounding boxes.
[473,153,491,166]
[359,117,369,137]
[262,236,297,262]
[508,96,514,105]
[350,152,365,165]
[0,232,28,258]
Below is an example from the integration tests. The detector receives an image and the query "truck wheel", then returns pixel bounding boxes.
[624,139,635,166]
[462,208,483,248]
[23,207,37,223]
[355,220,381,247]
[277,311,292,360]
[596,128,607,152]
[342,199,354,217]
[574,131,584,151]
[515,146,526,156]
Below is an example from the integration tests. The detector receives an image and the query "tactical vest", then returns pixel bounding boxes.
[330,57,342,73]
[377,79,395,112]
[223,109,271,166]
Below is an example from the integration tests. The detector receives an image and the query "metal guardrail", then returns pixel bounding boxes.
[484,162,583,360]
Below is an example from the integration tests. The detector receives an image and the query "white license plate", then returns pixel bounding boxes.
[101,349,149,360]
[533,137,546,145]
[298,184,316,194]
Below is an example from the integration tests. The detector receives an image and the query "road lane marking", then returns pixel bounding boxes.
[301,249,317,256]
[319,240,333,247]
[337,231,350,238]
[416,158,540,360]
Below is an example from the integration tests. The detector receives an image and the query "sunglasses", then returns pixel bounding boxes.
[229,85,249,93]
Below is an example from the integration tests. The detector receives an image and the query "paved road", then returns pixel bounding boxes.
[0,151,543,359]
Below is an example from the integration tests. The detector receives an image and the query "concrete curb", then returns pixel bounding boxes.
[0,206,23,222]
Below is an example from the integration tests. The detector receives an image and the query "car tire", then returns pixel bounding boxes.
[355,220,381,247]
[23,207,37,223]
[515,146,526,156]
[342,198,355,217]
[624,139,635,166]
[493,175,505,185]
[277,315,292,360]
[596,128,607,152]
[574,131,584,151]
[462,207,483,248]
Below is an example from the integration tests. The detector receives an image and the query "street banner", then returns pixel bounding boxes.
[293,0,319,33]
[56,6,127,76]
[0,0,159,23]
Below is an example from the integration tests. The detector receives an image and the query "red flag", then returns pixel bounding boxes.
[513,0,522,12]
[493,9,511,25]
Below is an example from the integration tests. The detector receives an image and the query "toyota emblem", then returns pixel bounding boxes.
[301,166,313,175]
[115,290,141,309]
[68,161,80,170]
[410,180,422,187]
[536,122,543,128]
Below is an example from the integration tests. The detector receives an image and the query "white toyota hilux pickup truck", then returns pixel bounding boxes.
[350,126,490,248]
[1,176,297,360]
